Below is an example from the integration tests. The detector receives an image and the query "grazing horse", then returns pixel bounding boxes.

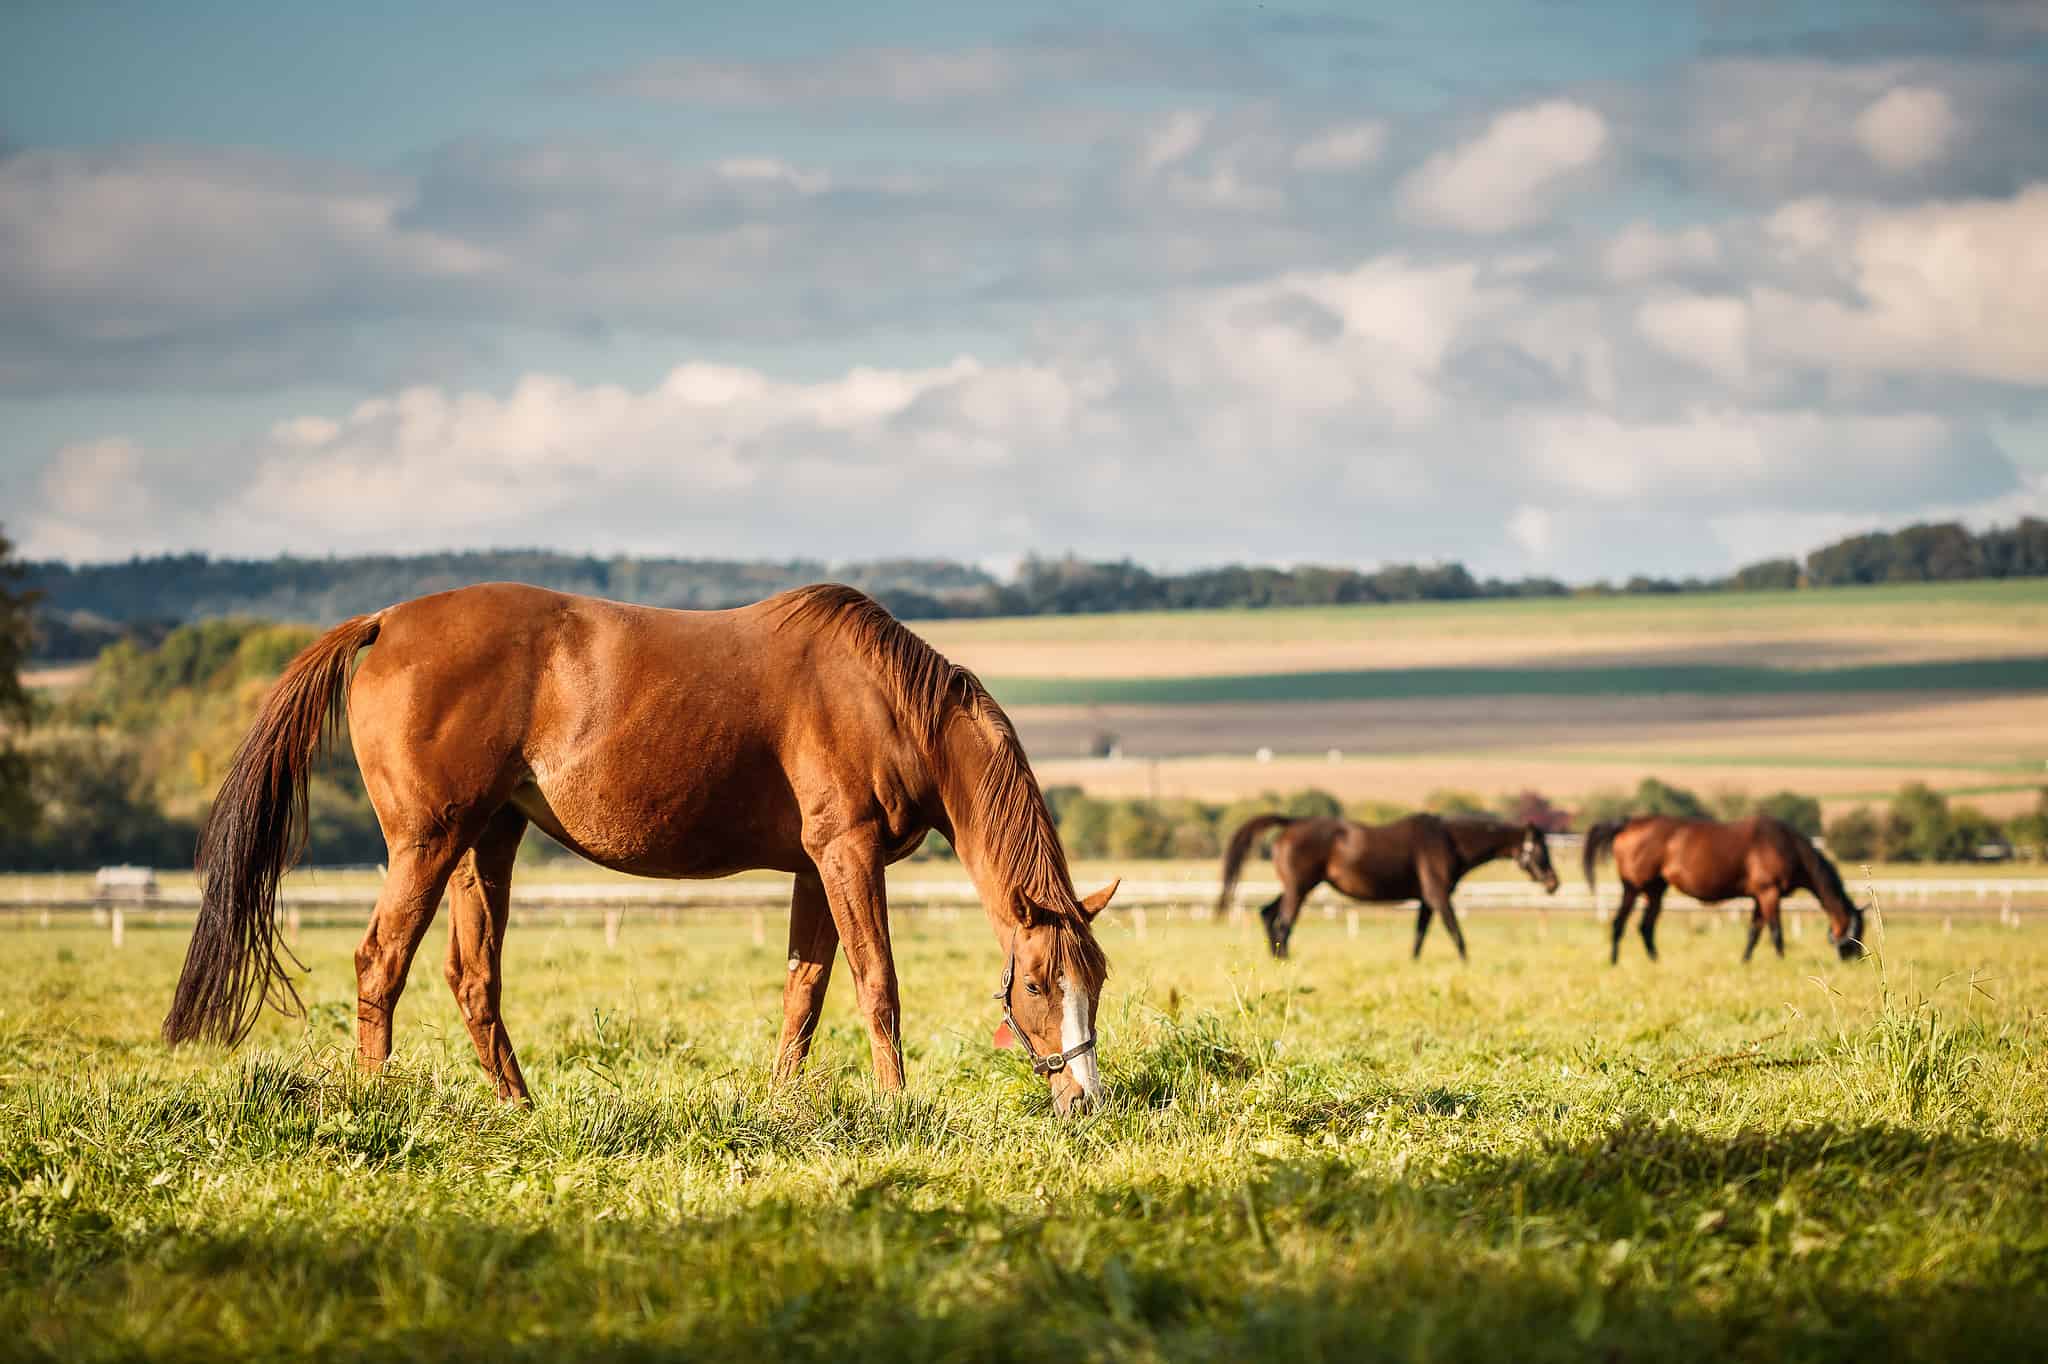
[163,583,1118,1115]
[1583,814,1865,964]
[1217,813,1560,960]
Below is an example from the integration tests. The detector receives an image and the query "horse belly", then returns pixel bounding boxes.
[517,744,808,878]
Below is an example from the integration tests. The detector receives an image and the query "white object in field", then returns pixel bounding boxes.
[605,907,622,948]
[94,866,157,902]
[1346,907,1359,938]
[1255,747,1273,763]
[111,904,125,949]
[1326,748,1342,763]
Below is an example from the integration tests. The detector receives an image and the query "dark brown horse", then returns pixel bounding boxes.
[1217,813,1560,959]
[1583,814,1865,964]
[163,583,1117,1114]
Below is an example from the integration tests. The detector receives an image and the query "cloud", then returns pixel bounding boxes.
[1400,100,1608,234]
[1292,122,1386,172]
[1751,183,2048,386]
[579,32,1273,109]
[1854,85,1964,172]
[18,241,2028,582]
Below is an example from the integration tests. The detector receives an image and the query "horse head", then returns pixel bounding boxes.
[992,880,1118,1115]
[1515,825,1562,894]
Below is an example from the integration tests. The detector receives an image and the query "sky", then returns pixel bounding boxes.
[3,0,2046,581]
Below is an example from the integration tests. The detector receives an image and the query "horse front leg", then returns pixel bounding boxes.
[809,832,904,1089]
[774,871,840,1083]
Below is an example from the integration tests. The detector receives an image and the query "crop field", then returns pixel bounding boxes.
[903,583,2048,815]
[3,897,2045,1362]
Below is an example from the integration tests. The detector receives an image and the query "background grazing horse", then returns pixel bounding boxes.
[1217,813,1560,960]
[162,583,1117,1115]
[1583,814,1865,963]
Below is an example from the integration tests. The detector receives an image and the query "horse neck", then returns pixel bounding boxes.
[930,711,1075,933]
[1450,820,1521,867]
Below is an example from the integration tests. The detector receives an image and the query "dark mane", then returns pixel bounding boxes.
[770,584,1106,988]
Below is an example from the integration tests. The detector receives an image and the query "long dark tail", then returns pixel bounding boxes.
[163,614,382,1046]
[1582,818,1626,892]
[1218,814,1296,913]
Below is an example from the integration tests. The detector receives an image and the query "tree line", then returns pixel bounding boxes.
[22,516,2048,660]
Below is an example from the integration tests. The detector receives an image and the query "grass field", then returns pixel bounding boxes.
[3,897,2045,1361]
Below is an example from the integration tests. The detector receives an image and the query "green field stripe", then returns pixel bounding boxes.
[986,655,2048,706]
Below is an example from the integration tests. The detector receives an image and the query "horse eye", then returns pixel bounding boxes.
[1025,981,1042,996]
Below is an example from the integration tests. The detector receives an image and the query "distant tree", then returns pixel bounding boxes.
[0,526,35,829]
[1709,789,1755,820]
[1884,782,1961,862]
[1729,558,1801,591]
[1632,777,1710,820]
[1280,787,1344,819]
[1494,789,1571,832]
[1344,798,1410,826]
[1425,788,1490,818]
[2006,790,2048,862]
[1753,790,1823,837]
[1824,807,1882,862]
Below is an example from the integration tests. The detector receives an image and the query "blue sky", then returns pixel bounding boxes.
[3,1,2045,578]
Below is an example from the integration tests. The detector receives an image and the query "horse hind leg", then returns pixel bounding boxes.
[774,871,840,1083]
[355,830,472,1076]
[443,806,530,1102]
[1638,883,1667,962]
[1610,884,1640,965]
[1411,901,1434,959]
[1742,902,1765,963]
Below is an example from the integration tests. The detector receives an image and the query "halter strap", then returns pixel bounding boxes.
[995,939,1096,1076]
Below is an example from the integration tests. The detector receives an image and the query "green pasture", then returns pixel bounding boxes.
[1,898,2044,1362]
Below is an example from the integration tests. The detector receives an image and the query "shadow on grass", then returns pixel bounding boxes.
[5,1117,2045,1363]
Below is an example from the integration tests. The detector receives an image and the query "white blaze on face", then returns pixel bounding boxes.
[1058,973,1102,1102]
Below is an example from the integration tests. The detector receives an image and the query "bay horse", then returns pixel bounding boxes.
[1582,814,1865,963]
[1217,813,1560,960]
[162,583,1118,1114]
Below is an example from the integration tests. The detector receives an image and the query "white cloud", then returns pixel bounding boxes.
[1292,122,1386,172]
[1603,221,1719,282]
[1752,184,2048,386]
[1636,294,1750,385]
[1853,86,1963,173]
[1506,505,1553,559]
[1400,100,1608,234]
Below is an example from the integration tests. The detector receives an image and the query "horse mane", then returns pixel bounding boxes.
[1443,816,1521,858]
[769,584,1106,989]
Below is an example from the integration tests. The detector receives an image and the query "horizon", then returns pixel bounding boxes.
[4,2,2046,579]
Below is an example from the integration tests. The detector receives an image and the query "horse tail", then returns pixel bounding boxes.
[163,614,383,1046]
[1582,818,1627,892]
[1218,814,1296,913]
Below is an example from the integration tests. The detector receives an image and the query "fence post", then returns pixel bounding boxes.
[1133,906,1147,942]
[1346,907,1360,939]
[605,906,622,949]
[752,908,766,948]
[110,904,125,950]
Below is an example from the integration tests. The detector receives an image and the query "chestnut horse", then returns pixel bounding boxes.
[1583,814,1864,964]
[162,583,1117,1114]
[1217,813,1560,960]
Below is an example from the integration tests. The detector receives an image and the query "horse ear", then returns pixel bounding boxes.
[1078,878,1120,920]
[992,1020,1016,1049]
